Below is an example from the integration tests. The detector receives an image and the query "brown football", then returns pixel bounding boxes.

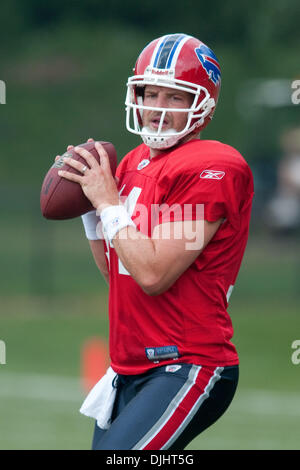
[40,141,117,220]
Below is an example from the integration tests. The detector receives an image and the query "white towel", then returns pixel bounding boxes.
[79,366,117,430]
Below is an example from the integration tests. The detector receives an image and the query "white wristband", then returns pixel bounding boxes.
[81,210,104,240]
[100,205,135,242]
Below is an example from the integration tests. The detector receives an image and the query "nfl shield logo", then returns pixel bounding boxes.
[137,159,150,170]
[146,349,155,359]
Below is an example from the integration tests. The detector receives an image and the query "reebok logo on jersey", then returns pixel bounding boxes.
[200,170,225,180]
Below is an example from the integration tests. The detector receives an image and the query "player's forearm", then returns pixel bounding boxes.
[112,218,223,295]
[99,205,162,292]
[112,226,162,293]
[99,206,206,295]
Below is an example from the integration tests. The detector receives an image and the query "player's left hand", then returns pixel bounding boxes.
[58,140,120,213]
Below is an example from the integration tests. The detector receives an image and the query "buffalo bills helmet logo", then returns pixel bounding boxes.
[195,45,221,85]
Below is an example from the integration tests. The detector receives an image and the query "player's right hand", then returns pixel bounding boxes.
[54,138,95,162]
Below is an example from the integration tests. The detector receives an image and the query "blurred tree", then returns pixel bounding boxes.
[1,0,299,177]
[2,0,299,49]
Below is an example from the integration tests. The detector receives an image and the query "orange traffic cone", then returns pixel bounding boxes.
[81,337,110,393]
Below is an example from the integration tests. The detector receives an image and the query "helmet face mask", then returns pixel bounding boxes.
[125,34,221,149]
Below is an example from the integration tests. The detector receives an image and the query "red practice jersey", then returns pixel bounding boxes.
[105,139,254,375]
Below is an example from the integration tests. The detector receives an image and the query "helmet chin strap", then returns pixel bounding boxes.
[141,127,180,149]
[141,120,203,150]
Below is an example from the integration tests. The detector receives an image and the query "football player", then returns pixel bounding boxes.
[58,33,254,450]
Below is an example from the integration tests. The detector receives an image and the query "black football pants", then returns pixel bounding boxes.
[91,363,239,450]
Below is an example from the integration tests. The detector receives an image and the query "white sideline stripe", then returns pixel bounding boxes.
[0,372,299,418]
[0,372,84,403]
[234,389,300,417]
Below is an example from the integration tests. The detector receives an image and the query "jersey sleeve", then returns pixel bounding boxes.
[154,163,254,231]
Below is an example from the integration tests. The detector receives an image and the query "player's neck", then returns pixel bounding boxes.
[149,147,167,159]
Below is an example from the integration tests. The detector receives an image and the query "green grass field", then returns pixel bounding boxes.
[1,16,299,451]
[1,297,299,450]
[1,229,300,449]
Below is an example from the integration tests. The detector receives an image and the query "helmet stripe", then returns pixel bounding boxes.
[152,36,169,68]
[153,34,187,69]
[165,34,187,68]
